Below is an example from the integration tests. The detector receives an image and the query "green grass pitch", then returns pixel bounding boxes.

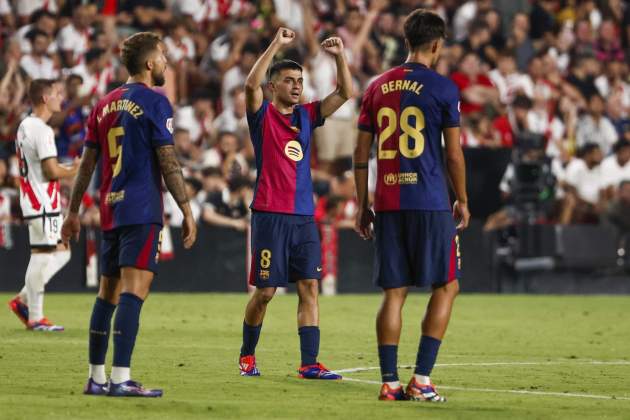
[1,293,629,419]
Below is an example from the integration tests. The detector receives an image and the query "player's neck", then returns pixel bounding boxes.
[405,53,433,69]
[32,105,52,123]
[127,75,153,88]
[272,99,294,115]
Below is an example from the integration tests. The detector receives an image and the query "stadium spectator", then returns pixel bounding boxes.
[561,143,604,224]
[19,29,58,80]
[13,9,57,55]
[202,131,249,180]
[50,74,90,162]
[575,93,618,155]
[174,92,216,146]
[68,47,113,99]
[56,4,93,67]
[599,140,630,194]
[489,51,534,105]
[451,51,499,116]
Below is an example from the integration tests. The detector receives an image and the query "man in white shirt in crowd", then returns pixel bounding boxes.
[599,139,630,194]
[576,93,618,155]
[13,9,57,55]
[8,79,79,331]
[57,4,93,67]
[20,29,59,80]
[69,47,112,99]
[561,143,604,224]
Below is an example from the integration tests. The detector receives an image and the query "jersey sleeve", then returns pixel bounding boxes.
[357,83,375,133]
[84,106,99,149]
[246,99,269,145]
[149,94,175,147]
[36,126,58,160]
[442,80,461,128]
[302,101,325,129]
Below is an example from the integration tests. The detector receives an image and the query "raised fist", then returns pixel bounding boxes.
[274,27,296,46]
[321,37,344,56]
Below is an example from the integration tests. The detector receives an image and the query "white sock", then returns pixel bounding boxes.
[385,381,401,389]
[89,364,107,384]
[45,249,71,285]
[25,253,53,322]
[110,366,130,384]
[413,374,431,385]
[18,286,28,304]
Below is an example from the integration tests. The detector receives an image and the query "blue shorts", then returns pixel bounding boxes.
[249,211,322,288]
[101,224,162,277]
[374,211,461,289]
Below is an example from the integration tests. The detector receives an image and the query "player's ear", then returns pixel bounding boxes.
[431,40,438,54]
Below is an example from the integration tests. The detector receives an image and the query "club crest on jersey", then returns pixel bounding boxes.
[284,140,303,162]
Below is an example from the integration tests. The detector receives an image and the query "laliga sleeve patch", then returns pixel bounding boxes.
[166,118,173,134]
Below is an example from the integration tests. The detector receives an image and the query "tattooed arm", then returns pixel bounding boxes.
[156,145,197,249]
[61,147,99,244]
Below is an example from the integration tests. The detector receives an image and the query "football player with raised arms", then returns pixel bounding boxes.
[238,27,352,379]
[354,9,470,401]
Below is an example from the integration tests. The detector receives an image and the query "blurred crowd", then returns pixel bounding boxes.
[1,0,630,254]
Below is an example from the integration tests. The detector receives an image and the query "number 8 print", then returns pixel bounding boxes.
[260,249,272,269]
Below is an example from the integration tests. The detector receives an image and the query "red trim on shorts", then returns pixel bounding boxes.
[447,237,457,283]
[248,248,256,286]
[135,226,156,269]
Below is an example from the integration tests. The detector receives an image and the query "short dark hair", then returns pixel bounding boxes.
[30,9,55,24]
[577,142,600,158]
[613,139,630,153]
[66,74,83,84]
[29,79,57,105]
[85,47,105,64]
[26,28,49,43]
[121,32,162,76]
[268,60,303,80]
[404,9,446,50]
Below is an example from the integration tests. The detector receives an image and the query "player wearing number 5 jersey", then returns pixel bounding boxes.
[354,10,470,402]
[62,32,197,397]
[8,79,79,332]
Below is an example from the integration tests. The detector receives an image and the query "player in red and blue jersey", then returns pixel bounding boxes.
[62,32,197,397]
[354,10,470,402]
[238,27,352,380]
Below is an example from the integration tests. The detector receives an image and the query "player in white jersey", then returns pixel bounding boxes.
[8,79,79,331]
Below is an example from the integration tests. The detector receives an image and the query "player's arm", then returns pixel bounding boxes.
[61,147,99,244]
[244,27,295,113]
[320,37,352,118]
[41,156,80,180]
[353,130,375,239]
[156,145,197,249]
[444,127,470,230]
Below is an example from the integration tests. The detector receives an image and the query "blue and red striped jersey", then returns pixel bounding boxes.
[358,62,460,212]
[247,99,324,215]
[84,82,174,231]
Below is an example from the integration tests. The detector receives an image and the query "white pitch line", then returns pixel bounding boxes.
[334,360,630,374]
[341,376,630,401]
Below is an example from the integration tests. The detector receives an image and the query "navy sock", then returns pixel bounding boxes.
[240,322,262,356]
[89,297,116,365]
[298,326,320,366]
[415,335,442,376]
[378,345,399,383]
[112,293,144,368]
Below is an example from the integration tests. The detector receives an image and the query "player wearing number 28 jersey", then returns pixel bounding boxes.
[354,10,470,402]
